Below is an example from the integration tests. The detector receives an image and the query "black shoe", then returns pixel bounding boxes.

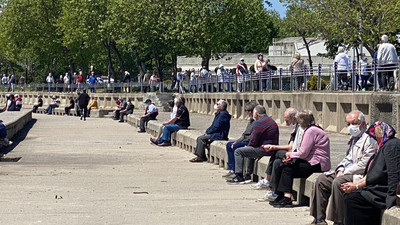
[189,157,207,163]
[80,116,83,120]
[158,142,171,147]
[226,175,245,185]
[137,130,145,133]
[272,197,293,208]
[150,138,158,145]
[269,195,283,206]
[243,174,252,184]
[118,120,124,123]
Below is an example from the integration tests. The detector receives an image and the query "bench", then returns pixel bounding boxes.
[127,113,400,223]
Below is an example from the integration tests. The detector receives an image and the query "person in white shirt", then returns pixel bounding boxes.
[189,68,198,93]
[217,64,228,92]
[334,47,350,90]
[46,73,54,92]
[63,73,70,92]
[138,99,158,133]
[358,53,369,91]
[377,34,398,91]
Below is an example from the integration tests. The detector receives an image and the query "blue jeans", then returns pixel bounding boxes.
[157,124,186,144]
[226,141,248,171]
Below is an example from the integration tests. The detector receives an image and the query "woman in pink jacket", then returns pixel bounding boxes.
[270,110,331,208]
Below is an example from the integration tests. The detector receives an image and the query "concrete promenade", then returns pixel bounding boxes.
[0,113,322,225]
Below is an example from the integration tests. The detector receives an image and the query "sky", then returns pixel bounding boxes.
[265,0,287,18]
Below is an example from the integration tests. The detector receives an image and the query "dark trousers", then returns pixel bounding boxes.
[344,191,383,225]
[275,159,321,194]
[119,111,132,122]
[114,109,121,120]
[32,105,40,113]
[234,146,271,175]
[380,64,396,91]
[80,106,88,119]
[65,106,73,115]
[226,141,248,171]
[267,150,287,189]
[194,135,213,159]
[139,116,156,131]
[361,75,370,89]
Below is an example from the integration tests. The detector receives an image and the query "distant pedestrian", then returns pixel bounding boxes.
[377,34,398,91]
[334,47,350,90]
[122,71,131,93]
[236,58,248,92]
[291,52,304,90]
[76,89,90,121]
[46,73,54,92]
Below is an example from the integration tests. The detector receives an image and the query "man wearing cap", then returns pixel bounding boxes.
[236,58,248,92]
[138,99,158,133]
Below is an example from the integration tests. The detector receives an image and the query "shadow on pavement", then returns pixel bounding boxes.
[0,118,37,155]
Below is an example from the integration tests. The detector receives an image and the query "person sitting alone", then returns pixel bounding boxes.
[150,97,190,146]
[87,97,98,117]
[65,96,75,115]
[0,120,12,147]
[5,94,17,111]
[15,94,22,111]
[119,98,134,122]
[138,99,158,133]
[45,96,60,115]
[32,95,43,113]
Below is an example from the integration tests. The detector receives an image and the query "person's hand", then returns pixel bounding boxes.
[340,182,356,193]
[285,151,291,159]
[336,171,344,177]
[262,144,274,152]
[162,121,168,126]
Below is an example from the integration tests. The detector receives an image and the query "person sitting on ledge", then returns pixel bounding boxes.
[222,101,257,179]
[64,96,75,115]
[113,97,126,120]
[270,110,330,208]
[32,95,43,113]
[226,105,279,184]
[119,98,134,122]
[0,120,12,147]
[45,96,60,115]
[190,99,231,163]
[309,110,377,225]
[87,97,98,117]
[342,121,400,225]
[150,97,190,146]
[138,99,158,133]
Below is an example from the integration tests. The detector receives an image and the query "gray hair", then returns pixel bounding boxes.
[174,97,182,105]
[285,107,298,120]
[296,110,315,127]
[219,99,227,110]
[350,110,365,123]
[254,105,266,115]
[245,101,257,112]
[381,34,389,43]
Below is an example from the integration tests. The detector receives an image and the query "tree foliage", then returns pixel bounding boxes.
[0,0,280,82]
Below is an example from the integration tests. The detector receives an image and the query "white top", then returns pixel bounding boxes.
[171,106,178,119]
[46,76,54,83]
[377,43,398,65]
[217,68,227,82]
[334,53,350,71]
[359,58,368,76]
[146,104,157,114]
[64,75,70,84]
[292,126,305,151]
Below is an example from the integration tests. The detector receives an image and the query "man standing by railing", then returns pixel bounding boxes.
[377,34,398,91]
[334,47,350,90]
[46,73,54,92]
[76,71,84,92]
[236,58,248,92]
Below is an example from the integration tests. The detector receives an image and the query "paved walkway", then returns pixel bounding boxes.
[0,113,350,225]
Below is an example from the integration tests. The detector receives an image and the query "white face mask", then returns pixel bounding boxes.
[214,104,218,111]
[289,123,297,129]
[348,124,361,137]
[259,56,263,60]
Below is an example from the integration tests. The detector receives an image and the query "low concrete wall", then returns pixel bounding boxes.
[0,109,32,140]
[182,92,400,135]
[126,113,400,224]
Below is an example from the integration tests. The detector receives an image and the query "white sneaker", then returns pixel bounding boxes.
[256,191,278,202]
[251,179,270,190]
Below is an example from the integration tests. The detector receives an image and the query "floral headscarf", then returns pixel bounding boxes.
[366,121,396,150]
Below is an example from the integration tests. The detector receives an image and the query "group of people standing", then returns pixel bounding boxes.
[145,98,400,225]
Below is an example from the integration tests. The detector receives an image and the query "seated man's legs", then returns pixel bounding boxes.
[193,135,212,161]
[139,117,150,132]
[233,146,270,178]
[226,141,248,172]
[119,111,127,122]
[157,124,183,144]
[343,192,382,225]
[326,174,352,224]
[310,173,335,223]
[114,109,121,120]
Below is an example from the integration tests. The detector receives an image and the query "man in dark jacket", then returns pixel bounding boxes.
[190,99,231,163]
[119,98,134,122]
[77,89,90,121]
[64,96,75,115]
[223,101,257,178]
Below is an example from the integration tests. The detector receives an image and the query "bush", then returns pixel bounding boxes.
[307,75,326,90]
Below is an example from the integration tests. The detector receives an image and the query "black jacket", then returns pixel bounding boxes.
[77,93,90,107]
[361,138,400,209]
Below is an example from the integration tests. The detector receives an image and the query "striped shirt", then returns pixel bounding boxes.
[248,115,279,147]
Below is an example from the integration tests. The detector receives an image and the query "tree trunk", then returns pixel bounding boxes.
[302,35,313,75]
[110,40,125,78]
[103,39,116,80]
[201,56,210,71]
[153,50,164,81]
[132,46,145,81]
[64,47,76,75]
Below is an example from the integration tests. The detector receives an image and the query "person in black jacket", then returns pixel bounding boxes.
[77,89,90,121]
[64,96,75,115]
[118,98,134,122]
[190,99,231,163]
[342,121,400,225]
[32,95,43,113]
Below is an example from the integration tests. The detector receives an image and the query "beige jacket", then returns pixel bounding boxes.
[335,132,377,175]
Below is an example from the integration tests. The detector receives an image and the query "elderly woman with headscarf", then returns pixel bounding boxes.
[341,121,400,225]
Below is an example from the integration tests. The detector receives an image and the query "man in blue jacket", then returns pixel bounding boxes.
[190,99,231,163]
